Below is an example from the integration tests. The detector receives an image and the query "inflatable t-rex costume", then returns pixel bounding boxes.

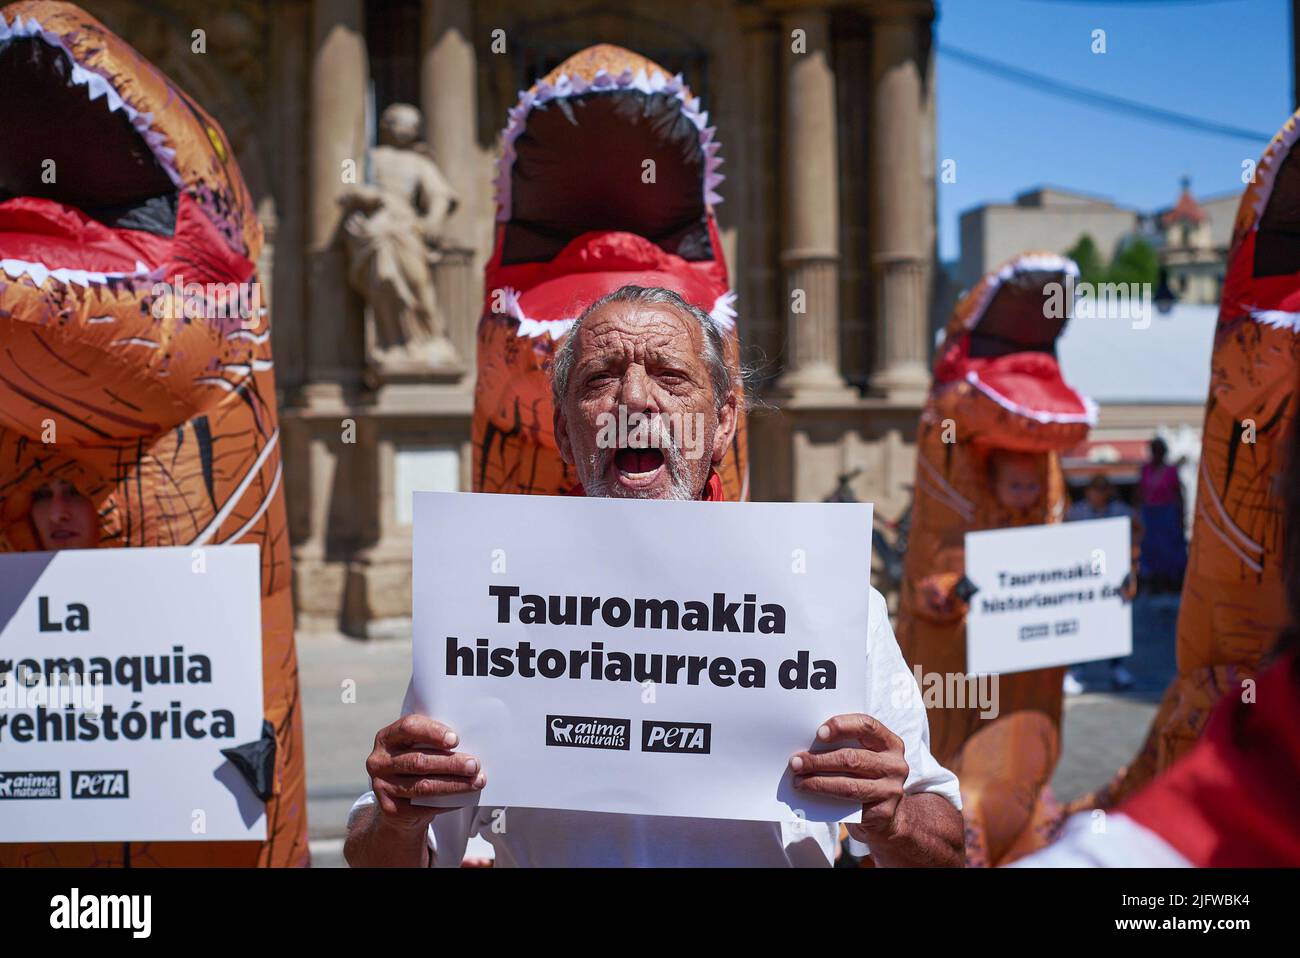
[0,1,307,866]
[472,44,748,500]
[1078,111,1300,813]
[895,253,1096,867]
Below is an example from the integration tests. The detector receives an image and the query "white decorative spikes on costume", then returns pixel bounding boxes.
[960,253,1081,333]
[0,257,160,289]
[493,65,726,223]
[0,12,181,187]
[498,287,740,341]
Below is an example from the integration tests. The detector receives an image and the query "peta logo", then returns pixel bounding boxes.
[71,770,129,799]
[0,770,60,799]
[641,720,712,754]
[545,714,630,750]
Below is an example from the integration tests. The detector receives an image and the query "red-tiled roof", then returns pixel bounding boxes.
[1163,186,1206,226]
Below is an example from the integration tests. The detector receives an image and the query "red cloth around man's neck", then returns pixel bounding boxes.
[567,469,726,501]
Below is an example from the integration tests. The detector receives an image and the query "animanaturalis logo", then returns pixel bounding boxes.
[0,770,60,799]
[545,714,631,750]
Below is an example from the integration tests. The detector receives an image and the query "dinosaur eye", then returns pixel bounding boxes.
[206,125,227,163]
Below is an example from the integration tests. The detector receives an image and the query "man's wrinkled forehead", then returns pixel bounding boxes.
[572,303,704,365]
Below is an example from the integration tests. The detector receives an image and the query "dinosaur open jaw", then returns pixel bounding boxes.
[967,268,1070,359]
[0,22,179,285]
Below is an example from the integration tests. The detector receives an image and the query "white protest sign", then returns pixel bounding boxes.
[965,517,1132,675]
[0,545,266,842]
[411,491,872,824]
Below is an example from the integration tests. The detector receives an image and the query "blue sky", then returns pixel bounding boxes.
[936,0,1292,261]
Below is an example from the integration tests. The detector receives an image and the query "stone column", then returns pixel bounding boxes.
[868,10,931,402]
[774,9,854,401]
[266,0,307,402]
[306,0,367,399]
[294,0,368,633]
[421,0,480,374]
[422,0,477,247]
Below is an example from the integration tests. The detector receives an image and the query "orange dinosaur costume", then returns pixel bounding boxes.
[0,2,307,866]
[895,253,1096,866]
[1079,111,1300,813]
[472,44,748,500]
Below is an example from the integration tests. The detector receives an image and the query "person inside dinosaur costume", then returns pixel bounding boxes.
[472,43,748,501]
[0,1,307,866]
[895,253,1097,867]
[1072,108,1300,816]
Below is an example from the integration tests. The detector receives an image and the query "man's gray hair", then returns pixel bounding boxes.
[550,285,735,411]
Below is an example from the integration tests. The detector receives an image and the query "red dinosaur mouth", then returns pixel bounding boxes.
[0,26,182,285]
[0,27,178,283]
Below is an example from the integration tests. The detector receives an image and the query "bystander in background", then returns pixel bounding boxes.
[1065,475,1140,692]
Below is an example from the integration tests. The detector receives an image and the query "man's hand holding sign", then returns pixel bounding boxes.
[345,287,963,868]
[793,715,910,842]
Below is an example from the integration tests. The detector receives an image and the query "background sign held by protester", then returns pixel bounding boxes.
[965,518,1132,674]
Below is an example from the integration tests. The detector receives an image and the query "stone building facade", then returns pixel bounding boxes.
[75,0,939,636]
[958,186,1141,293]
[1154,180,1233,307]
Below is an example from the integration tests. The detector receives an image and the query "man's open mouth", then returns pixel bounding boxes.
[613,447,666,485]
[0,20,180,288]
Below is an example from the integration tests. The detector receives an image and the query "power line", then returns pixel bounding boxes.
[938,43,1274,143]
[1023,1,1248,6]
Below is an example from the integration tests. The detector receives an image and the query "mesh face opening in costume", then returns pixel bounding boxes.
[1073,110,1300,815]
[896,252,1096,867]
[472,44,748,501]
[0,1,306,866]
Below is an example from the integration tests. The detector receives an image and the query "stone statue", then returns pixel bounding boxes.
[339,102,462,378]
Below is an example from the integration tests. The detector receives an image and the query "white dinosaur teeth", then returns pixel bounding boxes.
[85,72,108,102]
[494,65,727,221]
[2,19,184,188]
[49,267,90,287]
[0,257,157,289]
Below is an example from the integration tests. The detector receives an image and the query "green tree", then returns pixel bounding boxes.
[1065,234,1106,286]
[1107,236,1160,288]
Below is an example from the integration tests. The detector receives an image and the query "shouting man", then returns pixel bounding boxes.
[344,285,963,867]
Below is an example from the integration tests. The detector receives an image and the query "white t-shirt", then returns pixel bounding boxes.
[349,587,961,867]
[1009,811,1191,868]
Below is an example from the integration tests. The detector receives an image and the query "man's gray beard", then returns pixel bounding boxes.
[582,432,697,501]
